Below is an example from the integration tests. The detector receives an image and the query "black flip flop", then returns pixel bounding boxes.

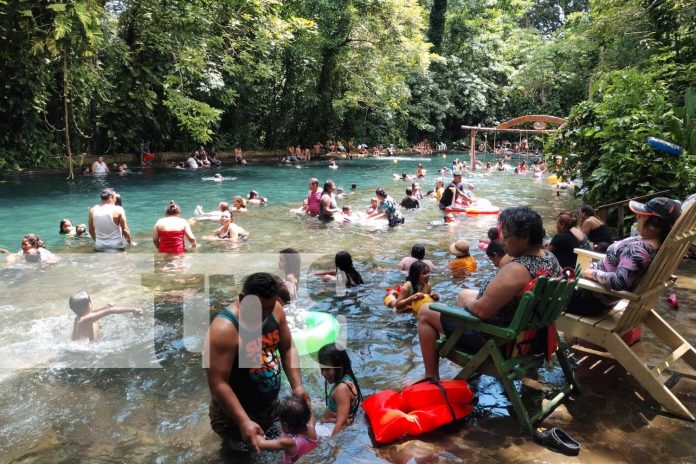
[534,427,580,456]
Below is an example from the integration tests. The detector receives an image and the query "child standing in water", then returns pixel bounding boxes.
[318,343,362,437]
[394,260,440,314]
[69,291,142,341]
[258,394,318,463]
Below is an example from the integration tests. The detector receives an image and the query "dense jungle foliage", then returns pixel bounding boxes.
[0,0,694,202]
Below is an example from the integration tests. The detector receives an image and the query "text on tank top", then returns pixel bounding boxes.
[215,308,282,411]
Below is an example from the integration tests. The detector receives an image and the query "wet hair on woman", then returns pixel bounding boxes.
[317,343,362,405]
[165,200,181,215]
[580,205,595,217]
[334,251,364,287]
[498,206,545,247]
[406,260,429,293]
[59,219,72,234]
[69,291,92,317]
[276,394,312,434]
[556,212,577,232]
[232,196,245,208]
[279,248,301,285]
[375,188,387,198]
[23,233,45,249]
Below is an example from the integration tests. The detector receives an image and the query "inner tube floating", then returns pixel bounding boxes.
[465,206,500,215]
[647,137,683,157]
[547,175,559,184]
[384,285,402,307]
[445,202,500,215]
[143,153,155,162]
[363,380,474,443]
[291,311,340,357]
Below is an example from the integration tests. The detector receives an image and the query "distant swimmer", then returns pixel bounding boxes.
[192,202,229,221]
[202,174,236,182]
[92,156,109,175]
[248,190,268,205]
[1,233,59,264]
[212,211,248,241]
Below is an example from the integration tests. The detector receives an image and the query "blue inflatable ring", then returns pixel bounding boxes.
[647,137,682,157]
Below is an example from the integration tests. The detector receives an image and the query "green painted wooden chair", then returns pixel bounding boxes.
[430,274,580,435]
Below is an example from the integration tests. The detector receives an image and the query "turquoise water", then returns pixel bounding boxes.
[0,157,581,462]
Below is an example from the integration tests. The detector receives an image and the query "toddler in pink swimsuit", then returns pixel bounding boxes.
[258,394,317,463]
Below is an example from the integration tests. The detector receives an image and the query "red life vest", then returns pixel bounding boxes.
[362,380,474,444]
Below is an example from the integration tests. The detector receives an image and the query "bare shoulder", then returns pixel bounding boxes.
[333,381,357,398]
[493,260,530,285]
[208,315,238,346]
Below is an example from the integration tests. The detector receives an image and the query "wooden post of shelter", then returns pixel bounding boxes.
[469,129,476,171]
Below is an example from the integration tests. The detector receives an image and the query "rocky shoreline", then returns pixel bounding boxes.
[0,149,454,177]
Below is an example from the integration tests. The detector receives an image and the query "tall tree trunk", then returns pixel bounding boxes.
[63,51,74,180]
[428,0,448,52]
[315,47,339,137]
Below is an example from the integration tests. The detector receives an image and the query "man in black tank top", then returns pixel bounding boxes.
[206,273,308,451]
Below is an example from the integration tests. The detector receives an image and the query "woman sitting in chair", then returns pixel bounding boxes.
[415,206,562,384]
[566,197,682,317]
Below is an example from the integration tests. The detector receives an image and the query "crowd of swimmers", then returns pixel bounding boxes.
[3,150,691,461]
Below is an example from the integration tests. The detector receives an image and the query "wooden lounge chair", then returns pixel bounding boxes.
[557,196,696,420]
[431,274,580,434]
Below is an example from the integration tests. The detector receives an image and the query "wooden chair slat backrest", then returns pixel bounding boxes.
[509,276,579,332]
[616,197,696,333]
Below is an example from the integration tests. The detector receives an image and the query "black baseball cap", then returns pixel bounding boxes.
[629,197,682,225]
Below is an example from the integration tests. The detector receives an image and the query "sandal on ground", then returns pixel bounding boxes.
[534,427,580,456]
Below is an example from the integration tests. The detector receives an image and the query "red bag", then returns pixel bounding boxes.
[362,381,474,444]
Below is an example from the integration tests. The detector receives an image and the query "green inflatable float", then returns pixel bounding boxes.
[291,311,340,356]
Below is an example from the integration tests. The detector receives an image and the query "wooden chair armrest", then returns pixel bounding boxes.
[574,248,605,260]
[430,303,516,340]
[577,278,640,301]
[574,248,605,271]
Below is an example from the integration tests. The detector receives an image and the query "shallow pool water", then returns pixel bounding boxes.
[0,156,585,462]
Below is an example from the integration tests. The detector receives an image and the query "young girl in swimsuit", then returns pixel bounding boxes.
[257,394,317,463]
[394,260,440,314]
[318,343,362,437]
